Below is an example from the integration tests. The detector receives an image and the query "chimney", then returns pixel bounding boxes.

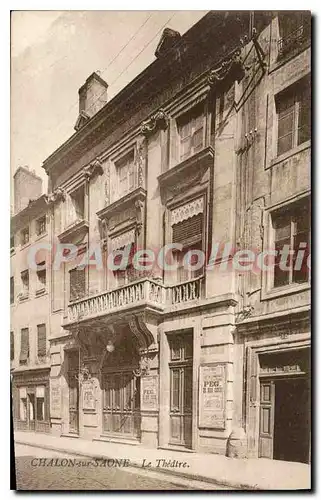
[74,71,108,131]
[13,166,43,214]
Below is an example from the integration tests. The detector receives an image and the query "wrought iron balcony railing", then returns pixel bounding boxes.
[278,25,310,58]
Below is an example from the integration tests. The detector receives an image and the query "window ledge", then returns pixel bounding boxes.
[20,242,31,251]
[10,248,15,256]
[35,288,47,297]
[261,281,310,301]
[35,232,48,242]
[58,219,89,243]
[18,293,29,303]
[268,141,311,169]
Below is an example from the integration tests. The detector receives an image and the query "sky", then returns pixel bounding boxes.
[11,10,208,195]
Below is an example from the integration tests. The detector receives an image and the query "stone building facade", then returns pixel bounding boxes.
[13,11,310,462]
[11,169,51,433]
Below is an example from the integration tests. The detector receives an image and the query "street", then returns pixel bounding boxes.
[13,444,230,490]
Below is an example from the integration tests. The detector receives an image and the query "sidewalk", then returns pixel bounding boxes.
[14,431,311,490]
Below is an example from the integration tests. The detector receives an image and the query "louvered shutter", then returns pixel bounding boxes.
[172,213,203,247]
[37,324,46,357]
[20,328,29,363]
[69,268,86,301]
[10,331,14,361]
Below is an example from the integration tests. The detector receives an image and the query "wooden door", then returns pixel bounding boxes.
[168,333,193,448]
[68,351,79,434]
[259,380,275,458]
[27,391,36,431]
[102,371,141,437]
[69,372,79,434]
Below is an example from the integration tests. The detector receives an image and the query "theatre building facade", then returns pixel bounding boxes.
[39,11,310,461]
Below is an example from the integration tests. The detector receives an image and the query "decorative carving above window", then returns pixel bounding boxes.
[84,158,104,181]
[171,197,204,226]
[140,109,169,137]
[110,228,136,252]
[45,187,66,206]
[208,48,245,86]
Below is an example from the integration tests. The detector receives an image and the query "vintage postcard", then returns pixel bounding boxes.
[11,10,311,490]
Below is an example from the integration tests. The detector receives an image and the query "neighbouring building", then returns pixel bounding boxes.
[16,11,310,462]
[11,167,51,433]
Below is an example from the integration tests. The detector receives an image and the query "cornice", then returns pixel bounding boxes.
[97,187,147,221]
[41,12,252,175]
[57,219,89,243]
[140,109,169,137]
[236,307,310,336]
[158,146,214,192]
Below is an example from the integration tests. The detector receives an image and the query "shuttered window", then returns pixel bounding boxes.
[69,268,86,301]
[276,77,311,156]
[177,104,205,161]
[10,277,14,304]
[172,213,203,247]
[20,328,29,364]
[37,324,46,358]
[10,331,14,361]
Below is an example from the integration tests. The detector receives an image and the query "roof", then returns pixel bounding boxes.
[11,194,47,233]
[42,11,256,176]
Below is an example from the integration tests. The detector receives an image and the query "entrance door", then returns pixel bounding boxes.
[102,331,141,439]
[259,380,275,458]
[168,333,193,448]
[68,351,79,434]
[27,391,36,432]
[102,371,141,437]
[274,377,310,463]
[259,377,310,463]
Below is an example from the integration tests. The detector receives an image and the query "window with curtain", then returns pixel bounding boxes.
[273,198,310,288]
[37,324,46,358]
[278,12,311,58]
[177,104,205,161]
[116,151,135,198]
[20,328,29,365]
[276,76,311,156]
[171,198,204,283]
[69,267,86,301]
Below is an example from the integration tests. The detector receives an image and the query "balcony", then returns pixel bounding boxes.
[278,24,311,59]
[65,276,204,325]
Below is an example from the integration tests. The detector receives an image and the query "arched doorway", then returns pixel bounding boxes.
[101,330,141,439]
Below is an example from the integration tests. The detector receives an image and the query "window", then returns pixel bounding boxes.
[273,198,310,288]
[70,185,85,221]
[36,262,46,291]
[10,277,14,304]
[278,12,311,58]
[20,227,29,246]
[19,388,27,421]
[69,267,86,301]
[10,331,14,361]
[36,386,45,421]
[36,216,46,236]
[171,199,204,283]
[113,244,136,287]
[21,270,29,295]
[116,151,134,198]
[276,77,311,156]
[177,105,205,161]
[37,324,46,358]
[20,328,29,365]
[67,185,85,226]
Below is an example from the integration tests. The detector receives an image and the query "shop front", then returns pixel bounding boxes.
[241,310,311,464]
[12,367,50,433]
